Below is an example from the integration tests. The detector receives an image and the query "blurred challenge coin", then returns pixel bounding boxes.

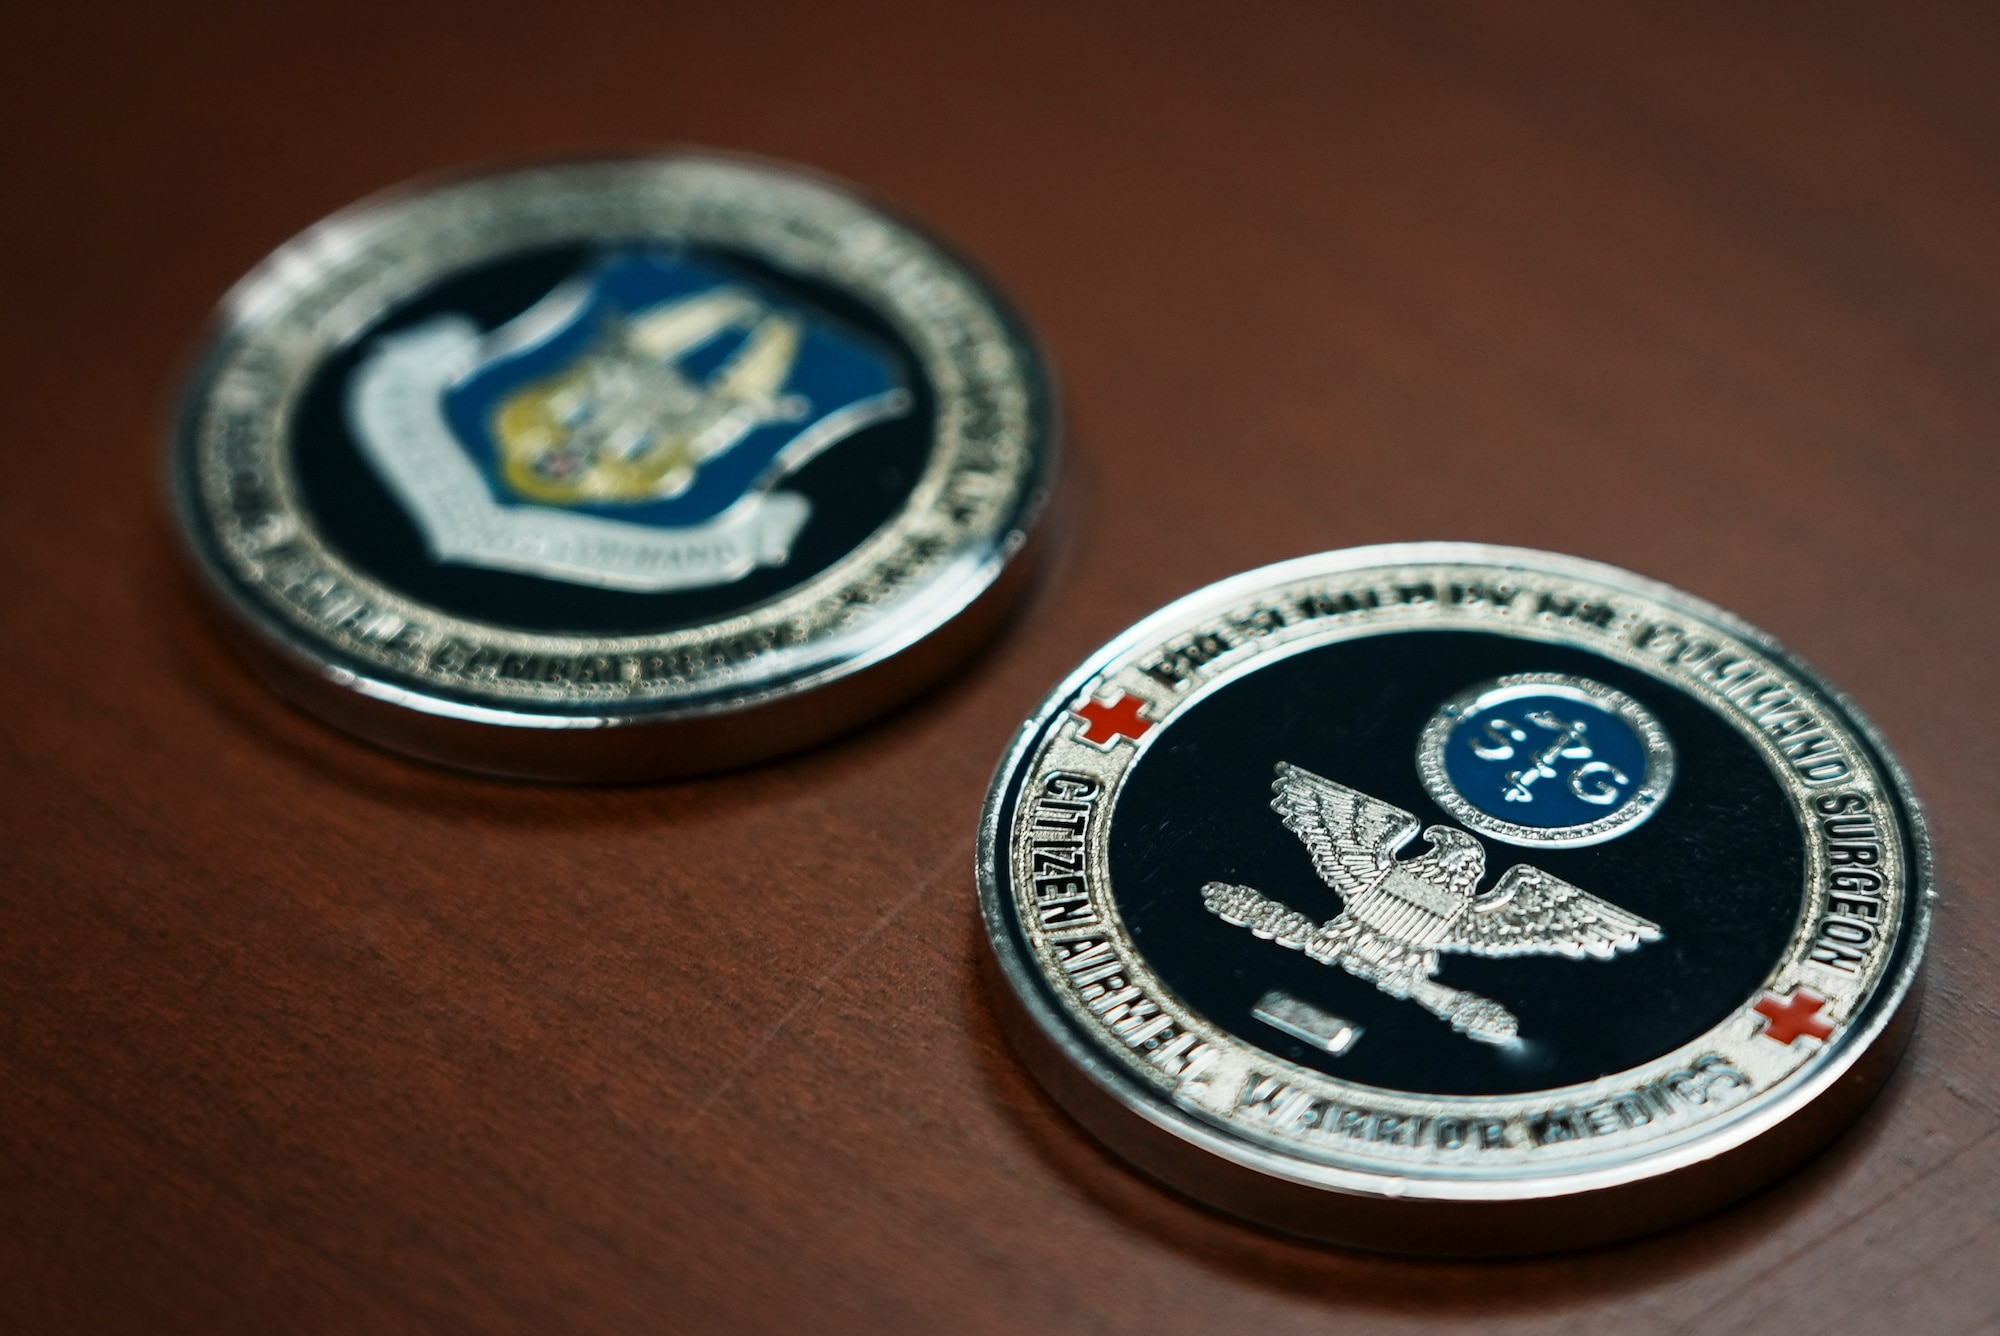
[978,545,1929,1254]
[172,155,1054,781]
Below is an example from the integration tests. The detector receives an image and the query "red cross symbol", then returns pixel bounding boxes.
[1073,691,1154,747]
[1754,988,1837,1045]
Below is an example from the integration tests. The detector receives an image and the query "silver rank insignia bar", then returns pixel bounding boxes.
[170,154,1054,780]
[977,544,1929,1254]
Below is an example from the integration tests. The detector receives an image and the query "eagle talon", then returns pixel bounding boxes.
[1444,998,1520,1046]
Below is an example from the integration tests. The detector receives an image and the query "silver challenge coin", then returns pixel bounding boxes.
[172,155,1054,780]
[978,545,1929,1254]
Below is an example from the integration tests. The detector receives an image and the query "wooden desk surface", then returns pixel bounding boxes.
[4,2,1997,1330]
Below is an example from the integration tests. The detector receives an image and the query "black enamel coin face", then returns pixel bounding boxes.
[978,545,1928,1254]
[172,156,1054,780]
[1110,630,1795,1098]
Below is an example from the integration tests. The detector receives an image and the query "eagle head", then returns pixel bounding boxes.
[1421,825,1486,890]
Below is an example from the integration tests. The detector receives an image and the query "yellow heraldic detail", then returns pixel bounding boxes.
[494,286,810,507]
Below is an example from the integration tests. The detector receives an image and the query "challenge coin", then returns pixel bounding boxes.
[978,544,1928,1253]
[172,154,1054,780]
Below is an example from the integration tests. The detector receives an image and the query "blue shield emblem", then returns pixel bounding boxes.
[346,250,912,592]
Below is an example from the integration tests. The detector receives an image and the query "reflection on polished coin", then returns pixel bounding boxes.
[171,154,1054,780]
[977,544,1928,1254]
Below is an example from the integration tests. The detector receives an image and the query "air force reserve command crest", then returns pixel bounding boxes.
[347,249,912,593]
[171,156,1053,780]
[978,545,1929,1253]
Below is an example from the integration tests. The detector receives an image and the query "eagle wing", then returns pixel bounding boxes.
[1269,763,1421,902]
[1447,863,1661,959]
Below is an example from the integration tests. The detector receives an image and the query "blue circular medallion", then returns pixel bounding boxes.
[1418,674,1674,847]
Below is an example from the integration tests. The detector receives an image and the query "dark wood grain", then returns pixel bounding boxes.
[4,2,1997,1331]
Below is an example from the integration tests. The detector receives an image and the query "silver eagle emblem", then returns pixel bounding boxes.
[1202,763,1662,1046]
